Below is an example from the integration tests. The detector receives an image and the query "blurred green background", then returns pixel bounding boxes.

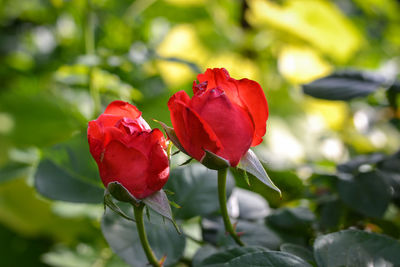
[1,0,400,266]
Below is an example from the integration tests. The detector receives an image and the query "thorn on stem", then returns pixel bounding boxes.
[159,255,167,266]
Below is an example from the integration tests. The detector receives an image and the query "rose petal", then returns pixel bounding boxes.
[196,68,243,109]
[104,100,150,130]
[147,141,169,191]
[191,88,254,166]
[100,139,153,199]
[196,68,268,146]
[168,91,222,161]
[236,78,268,146]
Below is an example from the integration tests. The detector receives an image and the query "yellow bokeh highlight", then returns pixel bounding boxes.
[278,46,332,84]
[205,53,260,82]
[305,98,348,130]
[246,0,362,62]
[164,0,205,6]
[157,24,209,87]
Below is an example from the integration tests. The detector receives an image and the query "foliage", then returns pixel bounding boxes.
[1,0,400,266]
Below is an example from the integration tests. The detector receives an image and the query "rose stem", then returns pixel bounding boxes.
[133,203,161,267]
[217,168,245,246]
[85,0,101,117]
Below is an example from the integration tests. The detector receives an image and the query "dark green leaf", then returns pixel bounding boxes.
[164,164,234,220]
[101,205,185,267]
[314,229,400,267]
[338,170,391,218]
[198,249,312,267]
[35,159,103,203]
[0,162,31,183]
[231,188,270,220]
[267,207,315,232]
[192,245,219,267]
[280,243,314,264]
[34,133,104,203]
[202,218,282,250]
[302,70,389,100]
[318,197,343,231]
[337,153,384,174]
[197,246,268,267]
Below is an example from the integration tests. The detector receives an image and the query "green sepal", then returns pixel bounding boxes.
[143,189,181,234]
[179,157,193,166]
[200,150,230,170]
[154,120,188,155]
[243,169,251,186]
[169,200,181,209]
[238,149,281,196]
[104,188,135,222]
[107,181,140,205]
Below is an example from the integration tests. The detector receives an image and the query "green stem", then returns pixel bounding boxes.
[85,0,100,117]
[85,0,95,55]
[217,168,245,246]
[133,203,161,267]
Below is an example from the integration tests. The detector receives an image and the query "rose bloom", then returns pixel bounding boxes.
[87,101,169,199]
[168,68,268,167]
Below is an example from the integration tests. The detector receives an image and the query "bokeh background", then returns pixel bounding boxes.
[1,0,400,266]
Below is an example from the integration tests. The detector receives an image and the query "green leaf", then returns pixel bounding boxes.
[302,70,390,100]
[34,133,104,203]
[143,189,180,233]
[192,245,219,267]
[197,246,268,267]
[338,170,391,218]
[0,93,83,147]
[314,229,400,267]
[42,244,128,267]
[35,159,103,203]
[337,153,385,174]
[318,197,343,231]
[280,243,315,264]
[198,249,312,267]
[202,218,282,250]
[231,188,270,220]
[267,207,315,233]
[164,163,234,220]
[0,162,31,184]
[237,149,281,195]
[101,204,185,267]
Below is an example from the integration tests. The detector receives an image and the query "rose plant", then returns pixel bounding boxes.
[88,100,173,267]
[163,68,278,246]
[87,100,169,199]
[168,68,268,167]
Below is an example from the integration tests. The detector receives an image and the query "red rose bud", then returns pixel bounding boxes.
[88,100,169,199]
[168,68,268,167]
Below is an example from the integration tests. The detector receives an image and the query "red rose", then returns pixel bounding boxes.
[168,68,268,167]
[88,101,169,199]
